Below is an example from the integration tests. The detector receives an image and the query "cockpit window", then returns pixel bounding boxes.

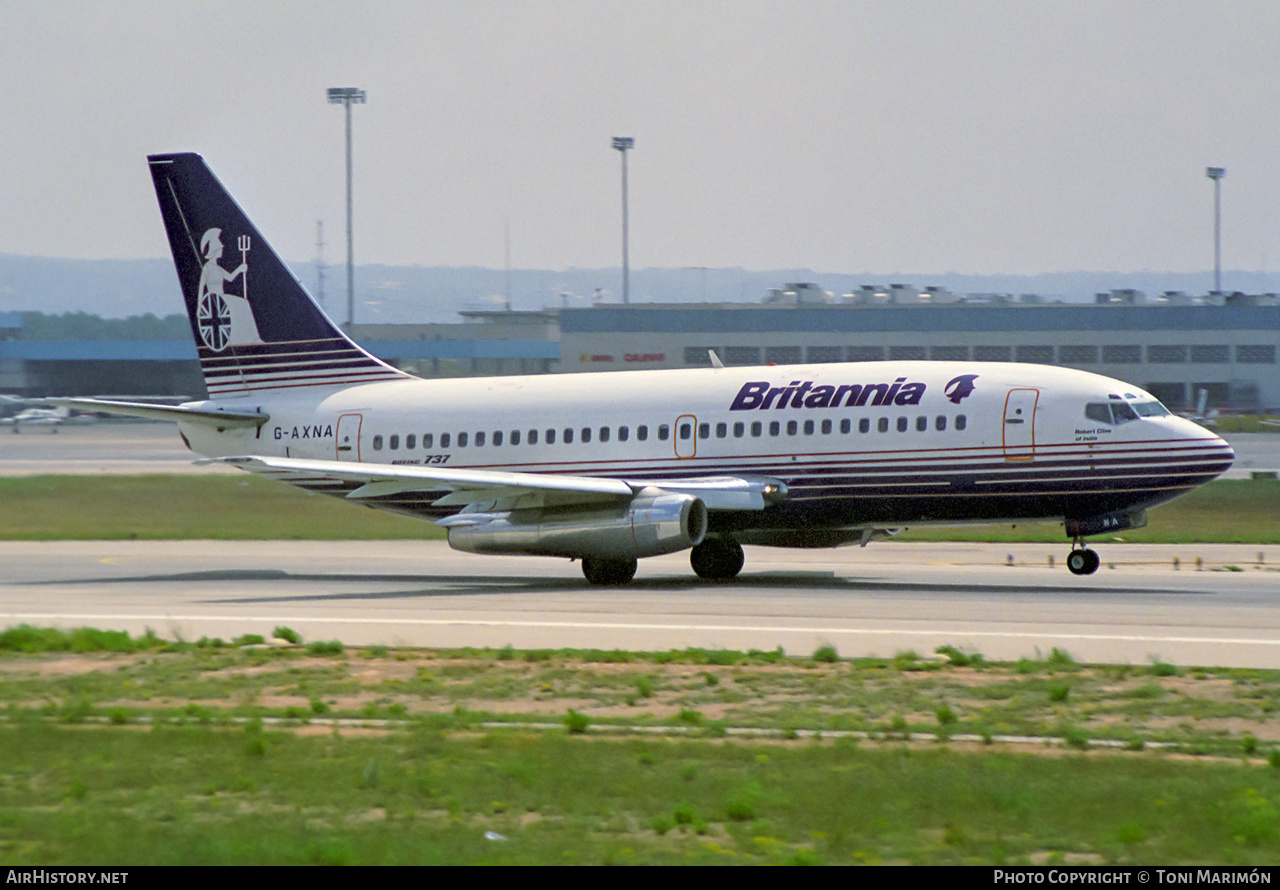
[1085,403,1112,424]
[1112,402,1138,423]
[1086,400,1168,424]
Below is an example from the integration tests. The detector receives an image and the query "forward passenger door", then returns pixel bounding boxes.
[1002,389,1038,460]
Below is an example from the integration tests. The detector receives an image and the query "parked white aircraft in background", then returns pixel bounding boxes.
[57,154,1235,583]
[2,406,71,432]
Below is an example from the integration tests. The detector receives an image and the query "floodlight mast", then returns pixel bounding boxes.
[612,136,634,305]
[328,87,366,327]
[1206,167,1225,295]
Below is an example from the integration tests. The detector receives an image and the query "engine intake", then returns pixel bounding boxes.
[444,489,708,560]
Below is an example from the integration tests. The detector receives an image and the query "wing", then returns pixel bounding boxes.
[202,455,786,515]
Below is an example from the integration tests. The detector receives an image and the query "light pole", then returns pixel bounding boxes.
[612,136,634,305]
[328,87,366,327]
[1206,167,1225,294]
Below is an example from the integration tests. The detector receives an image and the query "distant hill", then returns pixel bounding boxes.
[3,254,1278,324]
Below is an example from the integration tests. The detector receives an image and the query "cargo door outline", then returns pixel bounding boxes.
[1002,389,1038,460]
[336,413,362,461]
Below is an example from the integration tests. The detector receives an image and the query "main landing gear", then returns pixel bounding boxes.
[580,538,746,585]
[1066,543,1101,576]
[690,537,745,581]
[581,556,638,586]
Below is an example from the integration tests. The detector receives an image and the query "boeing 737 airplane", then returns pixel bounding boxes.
[59,153,1235,584]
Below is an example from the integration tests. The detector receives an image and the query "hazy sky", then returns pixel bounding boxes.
[3,0,1279,277]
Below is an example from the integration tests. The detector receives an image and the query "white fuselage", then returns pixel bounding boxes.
[178,361,1233,537]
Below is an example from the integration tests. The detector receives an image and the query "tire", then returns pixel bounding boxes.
[1067,548,1100,576]
[1067,550,1089,575]
[582,556,638,585]
[690,538,745,580]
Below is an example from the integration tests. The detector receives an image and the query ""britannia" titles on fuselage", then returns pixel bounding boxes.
[729,378,927,411]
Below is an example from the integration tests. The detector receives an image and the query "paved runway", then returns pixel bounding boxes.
[3,540,1277,668]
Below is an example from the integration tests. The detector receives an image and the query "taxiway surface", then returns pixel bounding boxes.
[3,540,1277,668]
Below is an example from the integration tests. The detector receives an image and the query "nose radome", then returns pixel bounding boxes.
[1217,434,1236,468]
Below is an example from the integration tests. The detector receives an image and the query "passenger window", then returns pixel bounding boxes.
[599,427,609,442]
[423,433,433,449]
[878,418,889,433]
[564,428,574,444]
[406,434,416,449]
[658,425,669,441]
[769,421,780,436]
[440,433,450,448]
[527,429,537,445]
[733,422,745,438]
[509,430,519,446]
[916,416,927,432]
[716,422,727,438]
[679,423,692,440]
[935,416,946,431]
[637,425,648,441]
[475,431,485,447]
[581,427,591,443]
[955,415,967,431]
[458,432,468,447]
[897,417,908,432]
[787,420,798,435]
[545,428,555,445]
[372,435,383,450]
[751,421,762,437]
[618,426,629,442]
[859,418,869,433]
[389,434,399,450]
[803,420,814,435]
[821,419,832,434]
[699,422,710,439]
[493,431,503,446]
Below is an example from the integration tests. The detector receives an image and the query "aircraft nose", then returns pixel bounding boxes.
[1217,433,1236,468]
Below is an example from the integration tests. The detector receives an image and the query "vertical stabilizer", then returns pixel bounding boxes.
[148,153,408,399]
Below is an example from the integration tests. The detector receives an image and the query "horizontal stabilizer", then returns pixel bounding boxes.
[47,398,269,430]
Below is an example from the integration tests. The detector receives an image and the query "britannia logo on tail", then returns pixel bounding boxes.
[944,374,979,404]
[197,228,262,351]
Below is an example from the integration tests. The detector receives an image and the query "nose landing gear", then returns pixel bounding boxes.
[1066,543,1100,575]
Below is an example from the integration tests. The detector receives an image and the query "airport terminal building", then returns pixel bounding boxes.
[557,285,1280,413]
[3,286,1279,413]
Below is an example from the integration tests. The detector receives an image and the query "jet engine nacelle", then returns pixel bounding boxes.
[444,490,708,560]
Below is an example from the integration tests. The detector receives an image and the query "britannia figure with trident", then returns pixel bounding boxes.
[197,228,262,350]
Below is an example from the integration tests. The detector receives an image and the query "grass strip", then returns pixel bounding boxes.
[2,631,1280,865]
